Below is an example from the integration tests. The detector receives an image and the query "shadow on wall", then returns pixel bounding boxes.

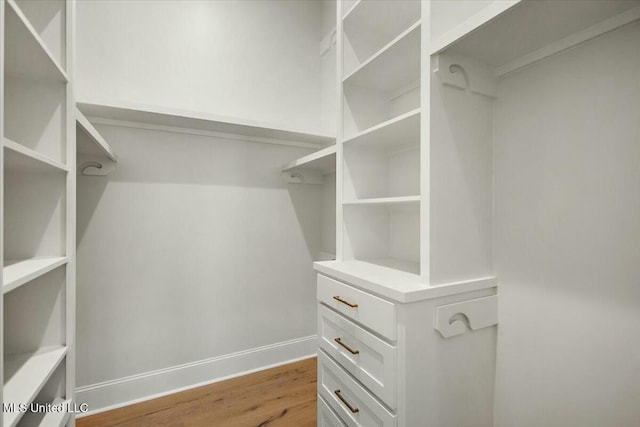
[77,176,108,246]
[76,123,324,248]
[286,183,324,261]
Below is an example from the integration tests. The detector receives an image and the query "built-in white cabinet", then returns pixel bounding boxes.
[315,0,640,425]
[2,0,75,425]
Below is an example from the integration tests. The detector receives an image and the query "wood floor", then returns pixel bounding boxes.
[77,358,317,427]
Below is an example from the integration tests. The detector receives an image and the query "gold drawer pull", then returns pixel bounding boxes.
[334,389,359,413]
[334,337,359,355]
[333,295,358,308]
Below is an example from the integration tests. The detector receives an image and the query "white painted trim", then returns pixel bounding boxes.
[87,117,327,150]
[495,4,640,77]
[76,335,318,416]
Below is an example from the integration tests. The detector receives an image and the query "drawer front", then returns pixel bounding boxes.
[319,304,397,409]
[319,394,347,427]
[317,274,397,341]
[318,350,396,427]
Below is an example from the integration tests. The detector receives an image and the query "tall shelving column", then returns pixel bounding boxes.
[338,0,422,276]
[2,0,75,425]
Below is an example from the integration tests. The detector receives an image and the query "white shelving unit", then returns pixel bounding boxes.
[315,2,499,427]
[339,0,421,272]
[342,0,421,141]
[2,0,76,425]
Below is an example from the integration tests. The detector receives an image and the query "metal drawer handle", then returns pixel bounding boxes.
[334,389,359,413]
[334,337,359,355]
[333,295,358,308]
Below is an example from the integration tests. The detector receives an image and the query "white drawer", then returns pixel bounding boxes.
[319,304,397,409]
[318,350,396,427]
[317,274,397,341]
[319,394,347,427]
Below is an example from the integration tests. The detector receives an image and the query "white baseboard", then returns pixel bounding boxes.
[76,335,318,417]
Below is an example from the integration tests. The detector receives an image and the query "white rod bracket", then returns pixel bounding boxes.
[281,171,324,185]
[434,52,497,99]
[78,155,117,176]
[435,295,498,338]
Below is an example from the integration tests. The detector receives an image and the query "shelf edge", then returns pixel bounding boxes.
[343,196,421,206]
[3,346,69,427]
[342,108,421,145]
[3,138,69,172]
[77,100,336,148]
[281,144,337,173]
[3,257,69,294]
[343,20,421,84]
[76,108,118,162]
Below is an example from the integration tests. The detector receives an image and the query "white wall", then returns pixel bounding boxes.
[493,22,640,426]
[320,0,337,135]
[76,0,329,134]
[76,124,323,408]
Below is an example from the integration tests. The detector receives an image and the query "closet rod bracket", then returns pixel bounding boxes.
[78,155,117,176]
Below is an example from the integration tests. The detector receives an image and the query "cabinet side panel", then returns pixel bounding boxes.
[429,61,494,284]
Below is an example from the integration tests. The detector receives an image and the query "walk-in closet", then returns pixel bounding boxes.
[1,1,639,426]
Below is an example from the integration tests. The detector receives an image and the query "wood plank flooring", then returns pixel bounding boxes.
[77,357,317,427]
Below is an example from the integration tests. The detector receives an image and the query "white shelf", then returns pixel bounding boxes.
[342,0,361,20]
[343,195,420,207]
[343,21,421,92]
[3,138,69,173]
[4,0,67,83]
[343,108,420,150]
[314,260,497,303]
[3,257,68,294]
[38,399,71,427]
[3,347,68,427]
[76,108,118,162]
[430,0,640,71]
[343,0,420,47]
[282,145,336,175]
[77,100,336,147]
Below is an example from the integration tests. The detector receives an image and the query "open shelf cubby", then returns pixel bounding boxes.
[4,0,67,83]
[342,18,420,139]
[3,266,66,356]
[342,29,420,140]
[343,202,420,275]
[343,0,421,77]
[3,268,67,427]
[3,165,67,261]
[343,118,419,201]
[11,0,66,73]
[3,75,67,164]
[3,347,67,427]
